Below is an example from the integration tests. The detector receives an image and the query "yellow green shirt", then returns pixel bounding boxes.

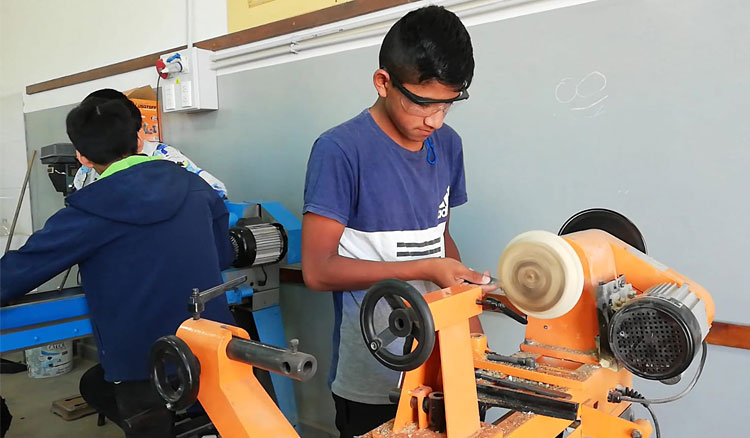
[98,155,161,180]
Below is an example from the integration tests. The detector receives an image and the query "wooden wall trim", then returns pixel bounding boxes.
[26,46,187,95]
[705,321,750,350]
[197,0,415,52]
[26,0,415,95]
[280,266,750,351]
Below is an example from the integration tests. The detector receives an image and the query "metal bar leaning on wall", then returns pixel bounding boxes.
[4,150,36,254]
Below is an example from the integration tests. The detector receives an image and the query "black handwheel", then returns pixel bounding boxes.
[149,335,201,412]
[360,279,436,372]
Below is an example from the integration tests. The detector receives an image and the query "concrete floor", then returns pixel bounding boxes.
[1,354,123,438]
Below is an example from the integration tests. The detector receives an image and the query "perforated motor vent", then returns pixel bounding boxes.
[609,297,699,380]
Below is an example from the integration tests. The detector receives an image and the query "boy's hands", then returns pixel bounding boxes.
[476,270,500,295]
[423,258,498,294]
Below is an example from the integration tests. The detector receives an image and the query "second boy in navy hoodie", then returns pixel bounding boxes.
[0,97,233,437]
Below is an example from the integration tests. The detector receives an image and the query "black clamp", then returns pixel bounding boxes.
[477,297,528,325]
[187,276,247,320]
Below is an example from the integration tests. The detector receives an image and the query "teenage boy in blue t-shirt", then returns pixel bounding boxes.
[301,6,495,437]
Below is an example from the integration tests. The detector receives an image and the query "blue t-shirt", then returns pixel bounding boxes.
[303,109,468,404]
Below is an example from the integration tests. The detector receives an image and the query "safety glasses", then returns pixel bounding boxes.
[390,75,469,117]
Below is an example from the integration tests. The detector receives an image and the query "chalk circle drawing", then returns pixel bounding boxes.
[555,71,608,118]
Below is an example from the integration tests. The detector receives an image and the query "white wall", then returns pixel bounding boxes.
[0,0,227,239]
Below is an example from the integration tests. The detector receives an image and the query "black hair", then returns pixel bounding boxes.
[82,88,142,134]
[66,100,139,165]
[379,6,474,89]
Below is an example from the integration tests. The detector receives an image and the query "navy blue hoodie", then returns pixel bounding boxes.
[1,159,234,382]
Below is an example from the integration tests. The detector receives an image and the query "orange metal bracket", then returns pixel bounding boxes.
[176,318,299,438]
[391,284,486,437]
[578,405,652,438]
[410,385,432,429]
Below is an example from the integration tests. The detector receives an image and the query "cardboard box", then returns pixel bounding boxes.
[124,86,160,142]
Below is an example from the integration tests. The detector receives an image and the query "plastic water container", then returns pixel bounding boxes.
[25,341,74,378]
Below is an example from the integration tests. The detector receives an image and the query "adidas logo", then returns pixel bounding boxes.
[437,186,450,219]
